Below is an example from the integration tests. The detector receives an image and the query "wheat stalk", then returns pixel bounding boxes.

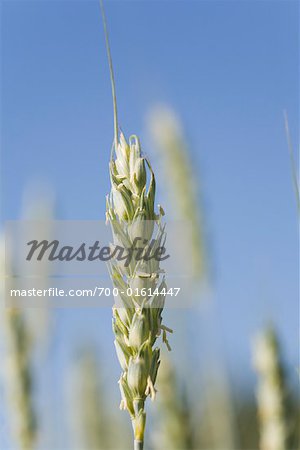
[253,326,288,450]
[283,110,300,214]
[100,2,172,449]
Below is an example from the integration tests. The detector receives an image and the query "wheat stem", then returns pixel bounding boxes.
[283,110,300,214]
[134,439,144,450]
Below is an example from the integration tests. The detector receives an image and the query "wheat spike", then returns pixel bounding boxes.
[99,2,172,449]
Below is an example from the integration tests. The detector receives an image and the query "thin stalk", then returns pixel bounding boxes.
[283,110,300,214]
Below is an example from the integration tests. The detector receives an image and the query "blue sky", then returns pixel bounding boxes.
[1,0,299,446]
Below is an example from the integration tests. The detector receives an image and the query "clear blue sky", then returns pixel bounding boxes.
[1,0,299,446]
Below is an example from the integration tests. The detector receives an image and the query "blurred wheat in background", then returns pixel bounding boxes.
[148,105,206,281]
[68,348,125,450]
[1,237,36,450]
[253,327,289,450]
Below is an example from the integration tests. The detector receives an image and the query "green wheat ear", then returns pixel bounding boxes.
[99,2,172,449]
